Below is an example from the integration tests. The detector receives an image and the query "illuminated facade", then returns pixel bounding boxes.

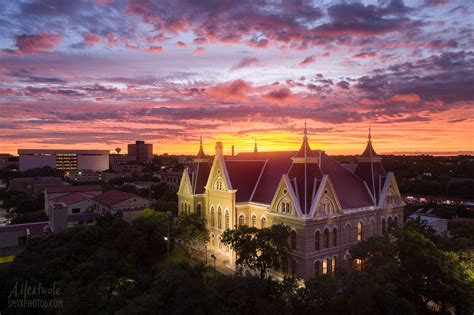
[18,150,109,172]
[178,128,404,279]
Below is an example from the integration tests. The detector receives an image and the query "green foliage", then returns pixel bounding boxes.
[9,210,48,224]
[350,222,474,314]
[175,213,209,245]
[3,193,44,214]
[222,224,290,278]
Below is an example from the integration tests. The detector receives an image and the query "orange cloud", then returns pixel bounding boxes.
[206,80,252,101]
[146,46,164,53]
[193,47,206,55]
[389,93,421,103]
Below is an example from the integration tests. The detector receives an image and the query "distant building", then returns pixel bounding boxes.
[69,169,101,182]
[408,214,448,235]
[9,177,65,195]
[18,149,109,172]
[44,185,103,211]
[128,141,153,162]
[160,170,182,191]
[92,189,150,222]
[0,154,12,169]
[111,164,143,174]
[6,156,19,170]
[109,153,136,167]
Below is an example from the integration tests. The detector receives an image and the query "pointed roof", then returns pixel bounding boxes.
[292,121,318,161]
[254,138,258,153]
[359,127,380,159]
[195,136,207,160]
[190,137,211,194]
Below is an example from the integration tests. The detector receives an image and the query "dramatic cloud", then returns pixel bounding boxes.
[14,33,61,54]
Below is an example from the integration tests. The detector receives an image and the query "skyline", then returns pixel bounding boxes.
[0,0,473,155]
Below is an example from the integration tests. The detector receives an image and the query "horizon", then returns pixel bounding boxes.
[0,0,473,157]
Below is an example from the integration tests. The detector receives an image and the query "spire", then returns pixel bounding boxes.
[359,126,379,160]
[195,136,208,160]
[368,125,372,143]
[292,121,318,162]
[254,138,258,153]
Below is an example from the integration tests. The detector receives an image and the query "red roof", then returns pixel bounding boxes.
[190,161,211,194]
[46,185,102,194]
[53,192,93,206]
[288,161,323,214]
[92,189,141,207]
[226,160,266,202]
[0,221,49,236]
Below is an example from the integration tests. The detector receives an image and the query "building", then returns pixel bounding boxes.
[177,127,404,279]
[128,140,153,162]
[18,149,109,172]
[0,154,13,169]
[160,170,182,191]
[408,214,448,235]
[109,153,136,167]
[9,177,65,195]
[69,169,102,182]
[44,185,103,211]
[111,163,143,174]
[92,189,150,222]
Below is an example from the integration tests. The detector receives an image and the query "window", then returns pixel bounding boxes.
[332,227,337,247]
[354,258,363,271]
[290,230,297,250]
[357,222,363,241]
[323,229,329,248]
[261,217,266,228]
[315,231,320,251]
[382,218,386,233]
[332,256,337,274]
[285,202,290,213]
[251,215,256,227]
[225,210,230,229]
[218,207,222,229]
[215,178,224,190]
[238,214,245,226]
[394,216,399,227]
[322,258,328,274]
[291,258,298,275]
[181,202,184,213]
[280,201,291,214]
[72,208,80,214]
[388,216,393,227]
[210,207,215,227]
[315,261,320,276]
[196,204,202,217]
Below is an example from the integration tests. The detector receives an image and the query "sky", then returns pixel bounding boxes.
[0,0,473,156]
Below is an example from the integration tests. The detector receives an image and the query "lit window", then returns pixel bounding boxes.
[322,259,328,274]
[357,222,363,241]
[355,258,363,271]
[332,256,336,274]
[225,210,229,229]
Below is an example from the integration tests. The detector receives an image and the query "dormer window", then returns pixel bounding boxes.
[214,177,224,191]
[320,199,333,215]
[279,200,291,214]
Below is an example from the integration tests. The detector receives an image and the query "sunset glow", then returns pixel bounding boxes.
[0,0,473,155]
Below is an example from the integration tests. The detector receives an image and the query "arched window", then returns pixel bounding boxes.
[291,258,298,275]
[344,223,352,243]
[332,256,337,275]
[291,230,297,250]
[315,260,320,276]
[382,218,386,233]
[286,202,290,213]
[322,258,328,274]
[181,202,184,213]
[357,222,363,241]
[217,207,222,229]
[225,210,229,229]
[394,216,399,227]
[323,229,330,248]
[388,216,393,227]
[315,231,320,251]
[251,215,256,227]
[196,204,202,217]
[238,214,245,226]
[354,258,363,271]
[210,207,215,227]
[261,217,267,228]
[280,202,285,212]
[332,227,337,247]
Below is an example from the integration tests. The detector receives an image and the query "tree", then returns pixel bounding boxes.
[221,224,290,279]
[175,213,209,247]
[9,211,48,224]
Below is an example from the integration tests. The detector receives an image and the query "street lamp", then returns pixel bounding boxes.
[165,211,172,261]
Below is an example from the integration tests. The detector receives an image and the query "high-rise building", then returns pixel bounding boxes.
[127,140,153,162]
[18,150,109,172]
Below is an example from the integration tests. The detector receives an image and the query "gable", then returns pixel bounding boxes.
[269,175,303,217]
[206,155,232,192]
[309,175,343,219]
[177,169,193,196]
[378,172,403,208]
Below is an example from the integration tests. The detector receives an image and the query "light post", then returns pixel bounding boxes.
[211,254,217,276]
[165,211,172,261]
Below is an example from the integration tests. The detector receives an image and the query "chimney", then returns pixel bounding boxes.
[231,145,235,157]
[215,142,223,156]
